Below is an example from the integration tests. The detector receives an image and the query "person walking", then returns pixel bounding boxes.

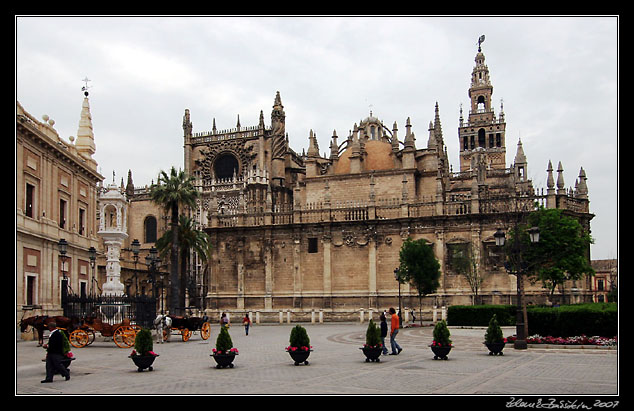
[388,307,402,355]
[242,313,251,335]
[380,313,389,355]
[41,322,70,383]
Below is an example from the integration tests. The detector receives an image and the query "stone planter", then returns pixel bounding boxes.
[288,349,312,365]
[430,344,452,360]
[211,353,237,368]
[360,346,383,362]
[484,342,506,355]
[130,354,158,372]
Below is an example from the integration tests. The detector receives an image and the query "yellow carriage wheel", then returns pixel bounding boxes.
[113,326,137,348]
[69,329,90,348]
[200,322,211,340]
[182,328,191,342]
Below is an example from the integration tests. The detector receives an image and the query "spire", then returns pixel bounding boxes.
[183,108,192,136]
[307,129,320,157]
[576,167,588,199]
[514,139,526,164]
[556,161,566,194]
[546,160,555,193]
[75,86,96,158]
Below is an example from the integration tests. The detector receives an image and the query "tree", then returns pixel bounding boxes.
[156,215,212,310]
[523,208,594,303]
[452,244,485,305]
[398,238,441,325]
[150,167,199,316]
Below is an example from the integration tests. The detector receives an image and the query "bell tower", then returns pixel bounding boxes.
[458,36,507,172]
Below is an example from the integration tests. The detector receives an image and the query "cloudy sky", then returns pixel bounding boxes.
[15,15,618,260]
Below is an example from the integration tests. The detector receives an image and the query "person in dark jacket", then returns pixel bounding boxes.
[41,322,70,383]
[380,313,389,355]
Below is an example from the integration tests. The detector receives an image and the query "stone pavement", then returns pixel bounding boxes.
[15,322,618,396]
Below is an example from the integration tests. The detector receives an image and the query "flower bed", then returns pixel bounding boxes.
[212,348,239,355]
[506,335,617,346]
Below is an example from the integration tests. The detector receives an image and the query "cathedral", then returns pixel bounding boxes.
[17,41,594,323]
[152,42,592,320]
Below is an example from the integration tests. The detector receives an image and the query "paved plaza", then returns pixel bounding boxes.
[16,322,618,396]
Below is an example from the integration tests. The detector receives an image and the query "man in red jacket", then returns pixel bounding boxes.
[388,307,403,355]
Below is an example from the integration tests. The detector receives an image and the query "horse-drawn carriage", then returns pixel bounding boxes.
[68,317,140,348]
[19,315,79,346]
[155,314,211,342]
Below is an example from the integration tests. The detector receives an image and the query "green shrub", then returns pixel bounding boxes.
[432,320,452,346]
[364,319,382,347]
[289,325,310,348]
[447,305,516,326]
[484,314,504,344]
[215,325,233,352]
[527,303,617,338]
[134,328,153,355]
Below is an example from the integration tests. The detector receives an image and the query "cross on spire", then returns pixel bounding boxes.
[82,77,91,96]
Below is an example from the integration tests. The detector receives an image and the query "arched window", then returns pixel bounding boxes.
[144,216,157,243]
[478,129,486,147]
[214,153,239,180]
[477,95,486,112]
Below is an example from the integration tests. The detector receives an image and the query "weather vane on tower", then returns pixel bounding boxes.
[82,77,91,96]
[477,35,485,52]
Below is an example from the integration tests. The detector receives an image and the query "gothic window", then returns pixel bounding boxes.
[496,133,501,147]
[144,216,157,243]
[214,153,239,180]
[446,243,470,273]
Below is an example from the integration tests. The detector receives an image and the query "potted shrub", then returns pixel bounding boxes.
[211,325,238,368]
[129,328,159,371]
[360,319,383,362]
[484,314,506,355]
[430,320,452,360]
[286,325,312,365]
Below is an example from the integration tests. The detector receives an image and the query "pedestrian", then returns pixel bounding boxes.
[388,307,402,355]
[220,312,229,328]
[380,313,389,355]
[41,322,70,383]
[243,313,251,335]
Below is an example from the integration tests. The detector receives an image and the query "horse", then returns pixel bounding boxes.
[19,315,77,346]
[153,314,172,343]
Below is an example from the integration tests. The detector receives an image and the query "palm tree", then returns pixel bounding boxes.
[150,167,198,316]
[156,215,212,311]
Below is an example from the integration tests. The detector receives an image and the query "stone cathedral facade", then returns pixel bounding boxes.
[141,43,593,321]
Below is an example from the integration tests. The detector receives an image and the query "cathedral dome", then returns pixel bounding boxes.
[334,139,394,174]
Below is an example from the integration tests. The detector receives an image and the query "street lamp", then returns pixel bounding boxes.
[130,239,140,296]
[58,238,70,314]
[88,246,96,296]
[494,226,540,349]
[145,246,162,313]
[394,268,403,327]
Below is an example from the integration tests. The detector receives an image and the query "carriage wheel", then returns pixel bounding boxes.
[113,326,137,348]
[200,322,211,340]
[69,329,90,348]
[86,329,96,345]
[182,328,191,342]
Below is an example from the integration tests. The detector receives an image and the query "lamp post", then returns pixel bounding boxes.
[130,239,140,296]
[494,225,540,349]
[88,246,96,297]
[145,246,162,313]
[394,268,403,327]
[58,239,69,313]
